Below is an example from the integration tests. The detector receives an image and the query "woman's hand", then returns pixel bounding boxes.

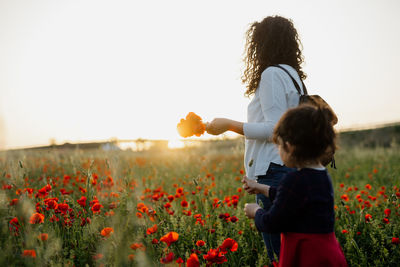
[206,118,244,136]
[205,118,231,135]
[244,203,262,219]
[241,176,270,196]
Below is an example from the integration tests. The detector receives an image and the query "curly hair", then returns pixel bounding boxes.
[242,16,306,97]
[272,105,336,166]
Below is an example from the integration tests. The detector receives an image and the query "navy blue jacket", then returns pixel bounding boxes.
[254,168,335,234]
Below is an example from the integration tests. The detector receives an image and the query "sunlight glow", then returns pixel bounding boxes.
[167,139,185,149]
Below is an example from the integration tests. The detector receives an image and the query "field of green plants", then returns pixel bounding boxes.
[0,145,399,266]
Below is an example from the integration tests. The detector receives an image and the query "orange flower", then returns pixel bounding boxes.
[22,250,36,258]
[146,224,158,235]
[29,213,45,224]
[177,112,205,138]
[130,243,145,250]
[93,254,103,260]
[100,227,114,237]
[187,253,200,267]
[38,233,48,241]
[160,231,179,246]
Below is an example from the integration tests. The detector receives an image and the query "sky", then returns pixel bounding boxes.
[1,0,400,150]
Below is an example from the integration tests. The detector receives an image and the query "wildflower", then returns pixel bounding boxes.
[93,254,103,260]
[9,198,19,206]
[203,248,227,264]
[160,252,175,264]
[128,254,135,261]
[365,184,372,190]
[219,238,238,252]
[229,216,238,223]
[146,224,158,235]
[9,217,20,233]
[29,213,45,224]
[187,253,200,267]
[384,208,391,217]
[77,196,87,207]
[392,237,399,244]
[176,257,184,264]
[365,214,372,222]
[340,194,349,201]
[130,243,145,250]
[181,200,188,208]
[196,240,206,247]
[100,227,114,237]
[91,203,103,214]
[383,218,390,224]
[177,112,205,138]
[152,238,159,244]
[38,233,48,241]
[342,229,348,234]
[22,250,36,258]
[160,231,179,246]
[57,203,70,214]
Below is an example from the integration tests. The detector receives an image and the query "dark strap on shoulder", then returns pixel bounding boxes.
[272,64,308,95]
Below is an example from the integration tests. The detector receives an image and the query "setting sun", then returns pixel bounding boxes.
[167,139,185,149]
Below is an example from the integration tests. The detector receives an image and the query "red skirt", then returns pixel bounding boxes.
[279,232,347,267]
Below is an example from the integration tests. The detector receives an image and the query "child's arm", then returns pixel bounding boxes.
[242,177,276,200]
[252,173,304,233]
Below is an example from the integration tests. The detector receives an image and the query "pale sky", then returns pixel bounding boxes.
[1,0,400,149]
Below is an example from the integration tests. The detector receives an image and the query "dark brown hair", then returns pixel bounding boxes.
[242,16,306,97]
[272,105,336,165]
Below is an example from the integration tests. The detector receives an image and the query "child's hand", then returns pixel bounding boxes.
[241,176,270,196]
[244,203,262,219]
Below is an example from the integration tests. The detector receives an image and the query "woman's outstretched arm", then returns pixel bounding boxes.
[206,118,244,136]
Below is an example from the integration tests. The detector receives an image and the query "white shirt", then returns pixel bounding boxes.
[243,64,305,180]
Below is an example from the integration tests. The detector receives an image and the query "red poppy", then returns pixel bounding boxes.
[77,196,87,207]
[342,229,348,234]
[38,233,48,241]
[160,231,179,246]
[22,250,36,258]
[93,254,103,260]
[9,198,19,206]
[160,252,175,264]
[91,203,103,214]
[229,216,238,223]
[203,248,227,264]
[181,200,189,208]
[101,227,114,237]
[29,213,45,224]
[219,238,238,252]
[146,224,158,235]
[57,203,70,214]
[9,217,20,233]
[196,240,205,247]
[365,214,372,222]
[187,253,200,267]
[384,208,391,217]
[392,237,399,244]
[130,243,145,250]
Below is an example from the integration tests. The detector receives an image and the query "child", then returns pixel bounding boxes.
[243,104,347,267]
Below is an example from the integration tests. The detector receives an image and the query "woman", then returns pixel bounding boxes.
[206,15,306,263]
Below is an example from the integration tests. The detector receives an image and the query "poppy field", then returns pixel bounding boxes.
[0,145,399,266]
